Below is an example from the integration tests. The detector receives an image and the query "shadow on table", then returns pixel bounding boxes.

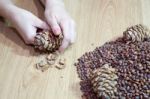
[0,18,39,57]
[33,0,45,21]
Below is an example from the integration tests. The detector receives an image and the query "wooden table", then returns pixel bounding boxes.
[0,0,150,99]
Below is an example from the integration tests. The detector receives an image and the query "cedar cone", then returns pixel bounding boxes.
[123,24,150,42]
[34,31,63,52]
[90,64,118,99]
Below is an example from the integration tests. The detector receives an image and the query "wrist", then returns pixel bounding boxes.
[0,4,19,21]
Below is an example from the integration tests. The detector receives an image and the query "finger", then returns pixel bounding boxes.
[22,26,37,44]
[60,20,71,40]
[59,20,71,51]
[33,17,50,30]
[59,39,70,52]
[45,14,61,35]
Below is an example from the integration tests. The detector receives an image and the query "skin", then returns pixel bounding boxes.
[0,0,76,52]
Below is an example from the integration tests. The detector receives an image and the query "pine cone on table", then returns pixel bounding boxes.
[34,31,63,52]
[123,24,150,42]
[90,64,118,99]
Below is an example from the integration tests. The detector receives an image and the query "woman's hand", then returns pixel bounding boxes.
[5,5,49,44]
[43,0,76,52]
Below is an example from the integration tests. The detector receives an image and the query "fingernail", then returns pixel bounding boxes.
[53,27,61,35]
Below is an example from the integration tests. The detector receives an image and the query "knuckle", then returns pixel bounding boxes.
[45,13,54,21]
[45,11,54,18]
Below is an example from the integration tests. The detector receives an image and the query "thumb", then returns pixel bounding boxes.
[22,26,37,44]
[33,17,50,30]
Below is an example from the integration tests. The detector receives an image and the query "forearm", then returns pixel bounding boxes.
[0,0,16,20]
[0,1,23,29]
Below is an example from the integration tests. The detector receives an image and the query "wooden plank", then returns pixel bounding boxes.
[0,0,147,99]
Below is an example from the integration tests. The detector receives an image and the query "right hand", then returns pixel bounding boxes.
[43,0,76,52]
[8,5,49,44]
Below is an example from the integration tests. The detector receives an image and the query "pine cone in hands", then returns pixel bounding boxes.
[90,64,118,99]
[123,24,150,42]
[34,31,63,52]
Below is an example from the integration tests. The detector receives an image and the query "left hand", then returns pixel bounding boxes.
[1,4,49,44]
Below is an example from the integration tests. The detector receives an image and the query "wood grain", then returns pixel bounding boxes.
[0,0,149,99]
